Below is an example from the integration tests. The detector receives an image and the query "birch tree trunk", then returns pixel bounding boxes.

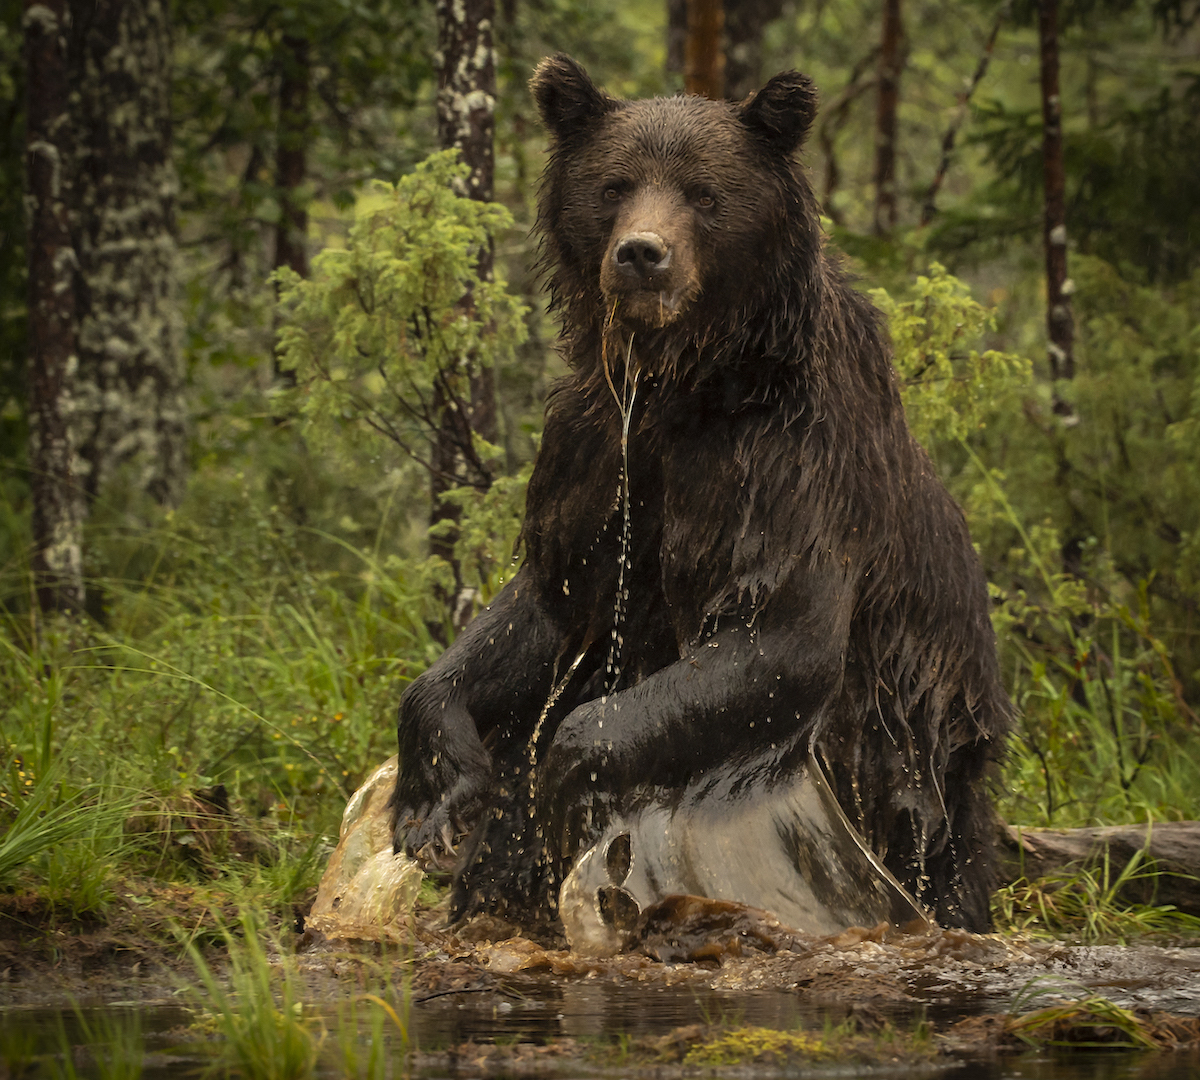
[71,0,186,508]
[1038,0,1075,388]
[432,0,498,627]
[24,0,84,614]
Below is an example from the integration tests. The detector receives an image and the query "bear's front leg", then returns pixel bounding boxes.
[537,595,852,875]
[391,566,564,867]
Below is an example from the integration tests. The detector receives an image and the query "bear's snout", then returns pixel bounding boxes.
[600,202,700,327]
[614,232,672,280]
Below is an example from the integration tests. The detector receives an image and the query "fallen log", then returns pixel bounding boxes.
[998,822,1200,916]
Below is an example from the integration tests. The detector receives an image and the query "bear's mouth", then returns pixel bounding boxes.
[603,281,699,328]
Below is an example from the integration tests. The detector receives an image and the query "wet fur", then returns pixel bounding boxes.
[390,56,1012,932]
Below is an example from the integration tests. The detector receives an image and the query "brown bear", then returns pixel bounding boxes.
[390,55,1012,935]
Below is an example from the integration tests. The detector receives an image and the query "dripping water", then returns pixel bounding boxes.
[527,648,589,804]
[601,330,638,696]
[520,323,638,821]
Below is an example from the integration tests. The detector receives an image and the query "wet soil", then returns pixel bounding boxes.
[3,890,1200,1077]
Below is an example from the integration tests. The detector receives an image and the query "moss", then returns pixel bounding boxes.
[597,1019,941,1070]
[683,1026,833,1066]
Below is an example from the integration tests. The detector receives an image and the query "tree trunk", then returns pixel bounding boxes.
[274,33,309,283]
[685,0,725,99]
[24,0,84,614]
[724,0,784,101]
[872,0,904,235]
[71,0,186,508]
[1038,0,1075,388]
[1000,822,1200,917]
[433,0,498,627]
[667,0,687,84]
[272,33,309,388]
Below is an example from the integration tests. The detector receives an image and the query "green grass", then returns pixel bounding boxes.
[0,497,435,929]
[329,989,412,1080]
[178,906,413,1080]
[1005,981,1168,1050]
[183,909,323,1080]
[993,845,1200,944]
[0,1004,146,1080]
[47,1006,146,1080]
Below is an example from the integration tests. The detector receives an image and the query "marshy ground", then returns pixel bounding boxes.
[3,886,1200,1078]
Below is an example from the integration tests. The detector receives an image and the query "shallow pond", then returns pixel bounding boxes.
[5,966,1200,1080]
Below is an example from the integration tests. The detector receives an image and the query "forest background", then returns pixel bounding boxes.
[1,0,1199,933]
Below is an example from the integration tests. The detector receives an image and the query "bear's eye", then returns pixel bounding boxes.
[603,186,622,202]
[695,190,717,210]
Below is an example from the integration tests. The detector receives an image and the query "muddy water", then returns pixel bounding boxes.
[3,929,1199,1078]
[5,986,1200,1079]
[4,986,1200,1079]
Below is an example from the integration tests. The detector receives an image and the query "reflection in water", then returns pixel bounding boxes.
[3,978,1199,1078]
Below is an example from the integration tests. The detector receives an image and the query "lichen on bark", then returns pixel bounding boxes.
[25,0,85,612]
[71,0,186,507]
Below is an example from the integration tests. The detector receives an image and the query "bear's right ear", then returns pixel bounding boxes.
[530,54,618,142]
[738,71,818,155]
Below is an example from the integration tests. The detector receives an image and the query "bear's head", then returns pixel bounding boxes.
[531,55,819,334]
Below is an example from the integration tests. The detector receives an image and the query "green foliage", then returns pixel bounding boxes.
[275,152,527,457]
[2,0,1198,950]
[172,0,437,375]
[965,460,1198,825]
[0,729,133,916]
[0,473,439,904]
[329,990,411,1080]
[184,909,323,1080]
[944,257,1200,826]
[276,150,530,599]
[0,761,125,895]
[994,844,1200,943]
[182,911,410,1080]
[767,0,1003,231]
[873,262,1032,451]
[876,264,1200,827]
[932,9,1200,283]
[437,462,533,604]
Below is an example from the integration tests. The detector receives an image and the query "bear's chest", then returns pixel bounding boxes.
[527,382,794,644]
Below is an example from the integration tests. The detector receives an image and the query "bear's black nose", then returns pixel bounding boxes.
[614,232,671,279]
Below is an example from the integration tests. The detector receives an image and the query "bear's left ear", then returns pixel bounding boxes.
[530,54,619,143]
[738,71,818,155]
